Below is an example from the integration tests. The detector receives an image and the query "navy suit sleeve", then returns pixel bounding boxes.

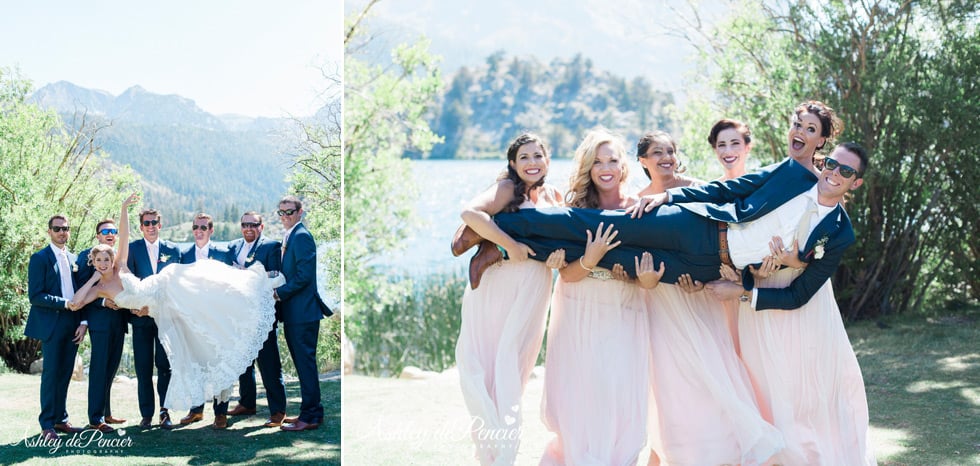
[28,252,67,310]
[754,229,855,311]
[276,233,315,301]
[668,160,782,204]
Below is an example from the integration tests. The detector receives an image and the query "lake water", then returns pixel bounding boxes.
[382,159,652,277]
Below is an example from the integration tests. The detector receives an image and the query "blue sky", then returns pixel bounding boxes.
[0,0,342,117]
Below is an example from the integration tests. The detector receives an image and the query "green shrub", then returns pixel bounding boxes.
[347,273,466,376]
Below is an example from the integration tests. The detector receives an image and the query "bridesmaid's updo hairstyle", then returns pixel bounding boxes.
[794,100,844,150]
[87,243,116,266]
[707,119,752,147]
[635,131,687,179]
[499,132,550,213]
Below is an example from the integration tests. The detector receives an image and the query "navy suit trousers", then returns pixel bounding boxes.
[38,318,79,430]
[494,206,723,283]
[237,327,287,414]
[284,321,323,423]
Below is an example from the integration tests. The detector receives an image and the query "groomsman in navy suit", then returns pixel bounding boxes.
[177,212,236,429]
[25,215,87,440]
[76,219,128,432]
[494,142,869,311]
[275,196,330,432]
[226,211,288,427]
[127,208,181,429]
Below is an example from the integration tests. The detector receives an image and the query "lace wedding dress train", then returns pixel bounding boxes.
[114,259,281,410]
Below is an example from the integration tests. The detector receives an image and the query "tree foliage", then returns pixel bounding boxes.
[281,71,344,368]
[675,0,980,318]
[343,1,444,372]
[426,52,676,159]
[0,68,141,372]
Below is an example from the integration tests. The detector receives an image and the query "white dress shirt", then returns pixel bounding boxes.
[727,185,834,269]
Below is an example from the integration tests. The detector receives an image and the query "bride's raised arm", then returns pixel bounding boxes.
[116,192,140,271]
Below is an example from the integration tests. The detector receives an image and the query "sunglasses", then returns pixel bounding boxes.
[241,222,261,229]
[51,226,71,233]
[192,224,210,231]
[99,228,118,235]
[277,208,298,216]
[823,158,861,179]
[141,219,160,227]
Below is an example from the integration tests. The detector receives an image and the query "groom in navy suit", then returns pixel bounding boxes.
[275,196,330,431]
[176,212,236,429]
[127,208,181,429]
[25,215,87,440]
[225,211,289,427]
[494,143,868,311]
[76,219,128,432]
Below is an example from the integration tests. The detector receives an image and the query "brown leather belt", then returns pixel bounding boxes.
[718,221,734,268]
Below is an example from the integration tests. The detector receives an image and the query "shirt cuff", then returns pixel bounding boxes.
[80,320,88,326]
[750,289,759,309]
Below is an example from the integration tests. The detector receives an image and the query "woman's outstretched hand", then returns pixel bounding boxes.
[123,192,141,208]
[635,251,665,289]
[581,222,620,269]
[545,249,567,270]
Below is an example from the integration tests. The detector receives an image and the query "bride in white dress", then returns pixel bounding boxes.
[70,193,281,410]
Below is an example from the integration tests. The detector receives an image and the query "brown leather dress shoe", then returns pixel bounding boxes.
[41,429,59,441]
[263,412,286,427]
[139,417,152,428]
[87,423,116,433]
[53,422,84,433]
[451,224,482,256]
[211,414,227,430]
[226,405,256,416]
[469,240,503,289]
[104,415,126,424]
[179,412,203,425]
[160,411,175,430]
[280,420,319,431]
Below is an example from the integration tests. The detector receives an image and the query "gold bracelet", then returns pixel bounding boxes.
[578,257,594,272]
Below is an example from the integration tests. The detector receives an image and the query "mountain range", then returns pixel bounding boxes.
[30,81,295,228]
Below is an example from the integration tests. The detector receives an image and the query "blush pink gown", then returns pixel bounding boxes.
[739,269,876,465]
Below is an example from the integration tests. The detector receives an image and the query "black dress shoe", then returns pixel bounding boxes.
[139,417,152,428]
[469,240,503,290]
[159,411,174,430]
[451,224,483,256]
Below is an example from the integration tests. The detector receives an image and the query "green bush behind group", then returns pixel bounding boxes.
[344,1,979,375]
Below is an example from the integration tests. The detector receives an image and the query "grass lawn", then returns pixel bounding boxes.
[0,373,340,465]
[343,307,979,465]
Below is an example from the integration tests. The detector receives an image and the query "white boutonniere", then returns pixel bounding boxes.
[71,263,78,273]
[159,254,171,263]
[812,236,829,260]
[246,254,255,264]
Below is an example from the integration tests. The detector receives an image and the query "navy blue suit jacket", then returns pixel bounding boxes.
[667,158,856,311]
[25,246,80,341]
[76,248,128,333]
[180,242,234,266]
[277,223,331,323]
[127,239,182,327]
[227,236,281,272]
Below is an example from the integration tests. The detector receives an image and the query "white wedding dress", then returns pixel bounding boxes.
[114,259,281,410]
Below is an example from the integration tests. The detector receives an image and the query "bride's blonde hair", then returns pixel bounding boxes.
[565,128,629,208]
[87,244,115,266]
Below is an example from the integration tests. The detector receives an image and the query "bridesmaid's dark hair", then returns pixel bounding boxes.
[498,133,549,213]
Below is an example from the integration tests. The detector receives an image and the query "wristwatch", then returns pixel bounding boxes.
[739,290,752,303]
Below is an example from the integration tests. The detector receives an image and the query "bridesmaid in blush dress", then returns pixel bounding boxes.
[736,101,876,465]
[538,128,664,466]
[454,133,563,465]
[631,130,784,465]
